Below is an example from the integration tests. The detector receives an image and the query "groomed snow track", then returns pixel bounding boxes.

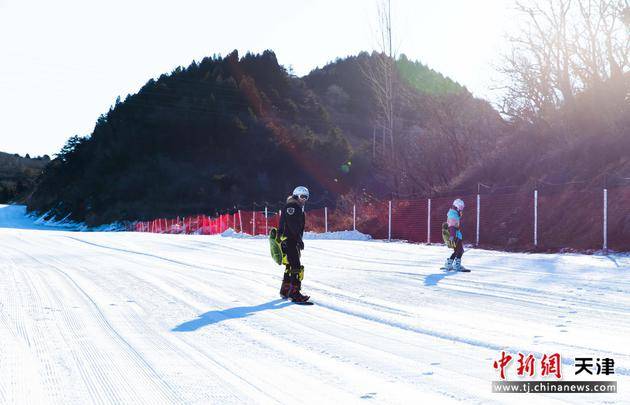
[0,205,628,404]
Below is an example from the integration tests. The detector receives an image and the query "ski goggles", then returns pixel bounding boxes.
[298,194,309,201]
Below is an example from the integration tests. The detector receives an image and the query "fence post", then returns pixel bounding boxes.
[603,188,608,252]
[238,210,243,234]
[534,189,538,247]
[265,207,268,235]
[353,204,356,231]
[427,198,431,244]
[388,200,392,241]
[253,210,256,235]
[324,207,328,233]
[476,194,480,246]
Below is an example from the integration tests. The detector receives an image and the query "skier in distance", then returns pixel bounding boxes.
[444,198,469,272]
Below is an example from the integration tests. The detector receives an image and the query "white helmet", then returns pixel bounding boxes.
[292,186,309,200]
[453,198,465,210]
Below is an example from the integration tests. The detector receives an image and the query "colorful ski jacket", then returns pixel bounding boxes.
[447,207,463,240]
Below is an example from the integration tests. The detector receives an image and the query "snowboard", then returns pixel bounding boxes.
[442,222,456,249]
[268,227,284,265]
[280,296,314,305]
[440,267,471,272]
[291,300,314,305]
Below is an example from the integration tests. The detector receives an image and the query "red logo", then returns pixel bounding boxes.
[493,352,562,380]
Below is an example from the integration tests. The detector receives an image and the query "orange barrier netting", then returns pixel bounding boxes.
[128,186,630,252]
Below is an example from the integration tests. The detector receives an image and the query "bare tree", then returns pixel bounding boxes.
[572,0,629,83]
[361,0,397,160]
[499,0,629,123]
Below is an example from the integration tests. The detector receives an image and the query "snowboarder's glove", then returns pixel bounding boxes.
[298,266,304,281]
[298,240,304,250]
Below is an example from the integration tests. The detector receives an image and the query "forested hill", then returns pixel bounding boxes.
[0,152,50,203]
[28,51,358,224]
[303,53,468,150]
[28,50,502,225]
[304,53,504,193]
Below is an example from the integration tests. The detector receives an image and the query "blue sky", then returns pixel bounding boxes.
[0,0,515,157]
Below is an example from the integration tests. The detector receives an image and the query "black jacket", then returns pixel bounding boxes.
[278,196,305,244]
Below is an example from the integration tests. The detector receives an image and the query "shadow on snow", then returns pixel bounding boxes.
[424,271,458,286]
[172,299,293,331]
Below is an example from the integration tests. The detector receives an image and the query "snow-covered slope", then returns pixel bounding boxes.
[0,204,63,230]
[0,205,628,404]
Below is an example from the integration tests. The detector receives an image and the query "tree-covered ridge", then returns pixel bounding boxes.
[28,51,353,225]
[0,152,49,203]
[396,54,465,95]
[304,52,503,194]
[26,50,502,225]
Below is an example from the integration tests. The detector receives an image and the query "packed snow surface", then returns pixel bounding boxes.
[0,205,628,404]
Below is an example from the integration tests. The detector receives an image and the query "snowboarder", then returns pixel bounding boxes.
[444,198,468,272]
[277,186,310,302]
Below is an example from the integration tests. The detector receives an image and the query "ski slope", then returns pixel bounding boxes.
[0,205,628,404]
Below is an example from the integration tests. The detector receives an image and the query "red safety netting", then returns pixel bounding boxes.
[305,208,326,233]
[198,216,213,235]
[229,212,238,232]
[538,188,603,250]
[127,185,630,253]
[478,192,534,250]
[391,199,428,242]
[268,212,280,232]
[239,210,254,235]
[606,186,630,252]
[356,201,389,240]
[185,215,203,234]
[327,208,354,232]
[251,210,268,236]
